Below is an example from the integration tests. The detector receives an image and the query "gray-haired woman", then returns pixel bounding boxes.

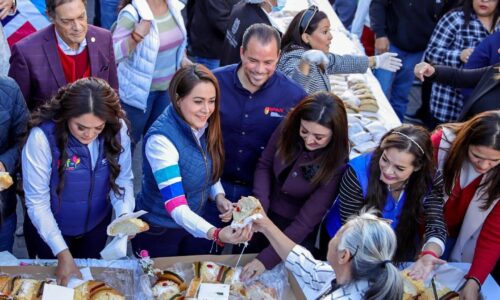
[245,211,403,300]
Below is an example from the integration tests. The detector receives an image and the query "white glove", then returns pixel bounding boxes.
[301,49,329,66]
[375,52,402,72]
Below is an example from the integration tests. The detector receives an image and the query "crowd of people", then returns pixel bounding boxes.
[0,0,499,299]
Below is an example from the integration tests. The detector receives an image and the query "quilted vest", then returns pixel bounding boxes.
[39,121,111,236]
[136,105,214,228]
[325,152,407,237]
[116,0,187,111]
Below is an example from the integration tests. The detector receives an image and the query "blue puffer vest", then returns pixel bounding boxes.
[39,121,111,237]
[325,152,407,237]
[136,105,214,228]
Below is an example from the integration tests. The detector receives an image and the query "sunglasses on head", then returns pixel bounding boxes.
[299,5,319,35]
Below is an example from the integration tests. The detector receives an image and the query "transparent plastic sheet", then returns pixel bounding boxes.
[11,258,143,299]
[243,262,290,300]
[140,260,289,299]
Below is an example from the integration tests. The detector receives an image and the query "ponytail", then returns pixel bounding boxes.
[364,261,403,300]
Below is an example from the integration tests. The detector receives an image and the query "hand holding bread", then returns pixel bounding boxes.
[108,216,149,237]
[0,172,13,191]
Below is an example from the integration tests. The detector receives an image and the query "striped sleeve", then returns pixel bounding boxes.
[338,166,365,224]
[145,135,213,238]
[285,245,334,291]
[112,11,136,62]
[422,171,447,251]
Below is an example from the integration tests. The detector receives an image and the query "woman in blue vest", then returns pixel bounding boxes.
[22,77,135,286]
[132,64,252,257]
[325,124,447,281]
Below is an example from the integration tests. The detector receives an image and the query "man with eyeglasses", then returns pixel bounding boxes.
[9,0,118,111]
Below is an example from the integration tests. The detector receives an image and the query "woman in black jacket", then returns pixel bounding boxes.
[415,61,500,121]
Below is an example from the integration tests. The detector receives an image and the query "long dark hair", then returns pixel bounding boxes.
[28,77,128,202]
[438,110,500,210]
[459,0,500,32]
[168,64,224,182]
[281,8,328,52]
[365,125,435,262]
[277,92,349,185]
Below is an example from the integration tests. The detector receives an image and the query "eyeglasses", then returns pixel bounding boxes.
[299,5,319,35]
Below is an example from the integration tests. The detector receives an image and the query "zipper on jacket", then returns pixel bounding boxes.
[84,145,99,233]
[192,132,210,212]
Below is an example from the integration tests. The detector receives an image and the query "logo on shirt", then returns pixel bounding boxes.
[264,106,285,118]
[64,155,81,171]
[232,18,240,34]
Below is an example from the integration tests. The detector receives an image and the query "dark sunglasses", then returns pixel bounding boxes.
[299,5,319,35]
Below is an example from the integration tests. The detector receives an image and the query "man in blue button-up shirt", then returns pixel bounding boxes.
[213,23,307,207]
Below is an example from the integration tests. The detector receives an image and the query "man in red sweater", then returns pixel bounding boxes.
[9,0,118,111]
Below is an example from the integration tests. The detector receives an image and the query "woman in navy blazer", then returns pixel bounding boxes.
[241,92,349,280]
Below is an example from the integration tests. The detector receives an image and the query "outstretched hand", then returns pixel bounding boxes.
[219,225,252,245]
[56,250,82,286]
[240,259,266,281]
[414,62,436,81]
[374,52,402,72]
[408,254,446,281]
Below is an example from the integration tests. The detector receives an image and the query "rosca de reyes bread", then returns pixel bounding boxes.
[232,196,263,224]
[0,172,13,190]
[74,281,125,300]
[193,262,235,284]
[244,281,278,300]
[401,270,459,300]
[184,278,201,299]
[10,278,42,300]
[108,218,149,236]
[152,270,186,300]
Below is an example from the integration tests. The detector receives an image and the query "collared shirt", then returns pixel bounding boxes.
[213,63,307,186]
[0,26,10,75]
[22,120,134,256]
[425,10,498,122]
[55,28,87,55]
